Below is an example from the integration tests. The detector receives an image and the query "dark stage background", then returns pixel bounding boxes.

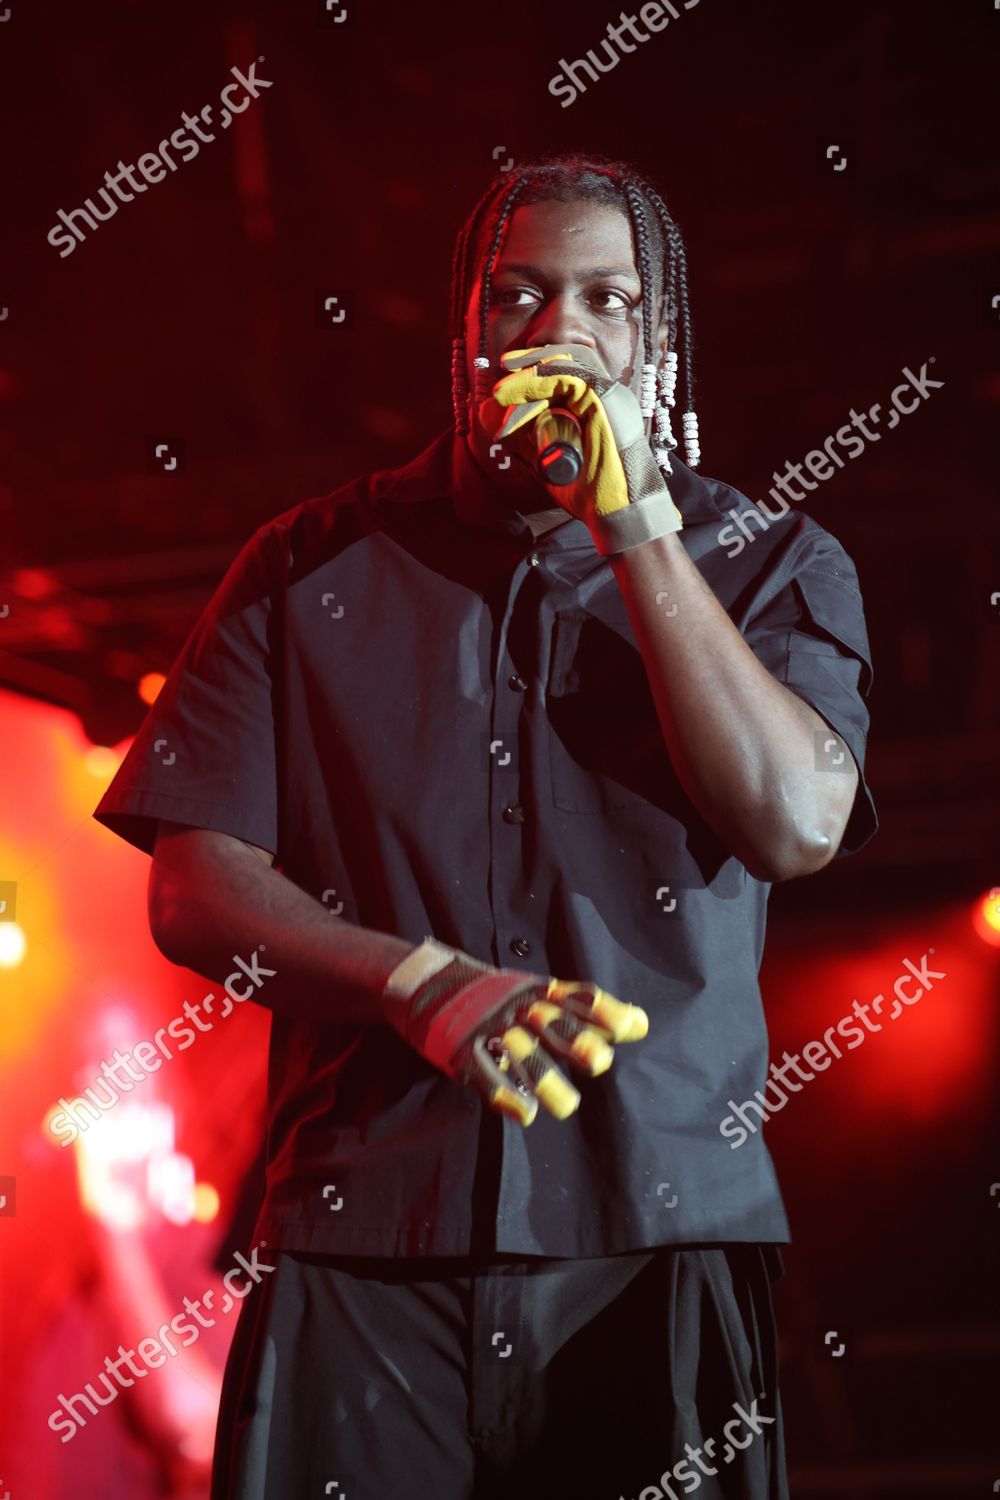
[0,0,998,1494]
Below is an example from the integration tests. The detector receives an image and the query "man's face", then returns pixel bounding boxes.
[463,197,667,502]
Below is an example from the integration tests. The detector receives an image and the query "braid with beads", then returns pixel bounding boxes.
[644,185,699,465]
[448,153,700,467]
[621,177,661,426]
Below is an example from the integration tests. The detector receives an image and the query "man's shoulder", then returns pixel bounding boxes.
[256,428,455,566]
[665,454,742,528]
[684,458,861,583]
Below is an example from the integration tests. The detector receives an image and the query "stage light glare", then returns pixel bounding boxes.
[0,922,26,967]
[85,745,119,778]
[972,888,1000,947]
[193,1182,221,1223]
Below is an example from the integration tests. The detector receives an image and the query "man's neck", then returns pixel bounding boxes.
[465,433,572,533]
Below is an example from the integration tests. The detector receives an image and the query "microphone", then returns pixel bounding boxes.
[534,407,583,486]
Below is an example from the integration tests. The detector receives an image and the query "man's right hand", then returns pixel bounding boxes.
[381,937,649,1126]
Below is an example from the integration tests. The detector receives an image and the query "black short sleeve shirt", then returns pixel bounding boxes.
[93,427,877,1258]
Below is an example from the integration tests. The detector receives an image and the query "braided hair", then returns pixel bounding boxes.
[449,151,700,466]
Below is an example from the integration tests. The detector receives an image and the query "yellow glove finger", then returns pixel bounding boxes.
[477,373,592,451]
[463,1036,538,1126]
[501,1024,582,1120]
[492,396,550,441]
[522,999,615,1078]
[545,980,650,1044]
[490,370,594,424]
[499,345,577,373]
[500,343,612,381]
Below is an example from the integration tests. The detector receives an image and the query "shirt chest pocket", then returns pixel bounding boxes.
[545,609,677,816]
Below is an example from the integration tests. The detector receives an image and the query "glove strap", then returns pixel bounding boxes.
[383,937,538,1074]
[383,936,457,1001]
[589,490,684,557]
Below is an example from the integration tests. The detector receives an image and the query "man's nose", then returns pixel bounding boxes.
[521,294,597,354]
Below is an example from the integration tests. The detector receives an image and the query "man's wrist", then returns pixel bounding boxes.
[588,489,683,557]
[381,936,454,1019]
[384,936,454,990]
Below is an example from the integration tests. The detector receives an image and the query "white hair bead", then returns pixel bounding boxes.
[640,362,658,418]
[682,410,701,469]
[660,351,679,408]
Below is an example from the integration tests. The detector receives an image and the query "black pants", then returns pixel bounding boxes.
[211,1244,788,1500]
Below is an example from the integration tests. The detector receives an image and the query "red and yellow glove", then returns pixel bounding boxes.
[381,937,649,1126]
[478,342,683,553]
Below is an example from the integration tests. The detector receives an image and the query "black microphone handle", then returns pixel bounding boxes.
[535,407,583,486]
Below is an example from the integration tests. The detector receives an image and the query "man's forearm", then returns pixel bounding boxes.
[151,843,413,1025]
[608,529,857,881]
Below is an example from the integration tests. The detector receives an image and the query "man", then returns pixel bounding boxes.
[94,152,877,1499]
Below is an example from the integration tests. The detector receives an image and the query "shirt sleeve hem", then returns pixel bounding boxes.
[93,787,279,859]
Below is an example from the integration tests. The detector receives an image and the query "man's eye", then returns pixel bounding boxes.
[496,288,537,307]
[591,289,632,311]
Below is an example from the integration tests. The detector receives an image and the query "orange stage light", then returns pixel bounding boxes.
[972,888,1000,947]
[138,671,166,706]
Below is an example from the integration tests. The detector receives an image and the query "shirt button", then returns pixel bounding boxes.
[527,551,540,567]
[502,804,525,824]
[508,673,528,692]
[510,936,531,957]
